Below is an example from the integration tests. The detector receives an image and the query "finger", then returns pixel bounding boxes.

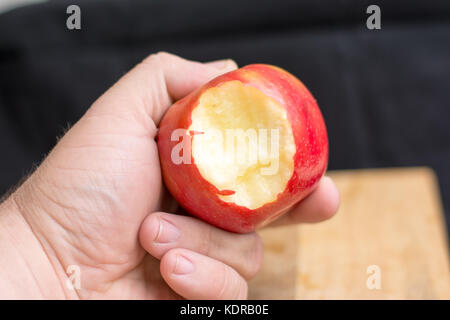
[139,212,263,279]
[205,59,238,70]
[157,54,237,101]
[160,248,248,300]
[88,52,238,130]
[269,176,340,227]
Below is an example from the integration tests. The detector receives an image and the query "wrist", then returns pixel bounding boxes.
[0,188,75,299]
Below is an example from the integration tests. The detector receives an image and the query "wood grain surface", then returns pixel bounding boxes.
[248,167,450,299]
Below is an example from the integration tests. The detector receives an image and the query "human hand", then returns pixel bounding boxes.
[0,52,339,299]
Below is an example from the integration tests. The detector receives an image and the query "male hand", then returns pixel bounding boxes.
[0,52,339,299]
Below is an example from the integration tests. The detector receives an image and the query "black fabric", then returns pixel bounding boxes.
[0,0,449,233]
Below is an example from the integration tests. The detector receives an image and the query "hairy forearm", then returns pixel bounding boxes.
[0,194,70,299]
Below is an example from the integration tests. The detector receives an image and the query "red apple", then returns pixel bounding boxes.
[157,64,328,233]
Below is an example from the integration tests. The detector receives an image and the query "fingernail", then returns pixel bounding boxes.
[154,218,180,243]
[173,255,195,275]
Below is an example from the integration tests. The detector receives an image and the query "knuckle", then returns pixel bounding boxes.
[142,51,172,65]
[154,51,172,59]
[141,53,157,66]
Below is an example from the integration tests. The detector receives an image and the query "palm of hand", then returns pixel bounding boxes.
[22,53,249,299]
[38,105,178,298]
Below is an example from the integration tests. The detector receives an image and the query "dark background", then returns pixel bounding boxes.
[0,0,449,233]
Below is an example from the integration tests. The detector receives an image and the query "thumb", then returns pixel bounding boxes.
[85,52,238,136]
[9,53,238,277]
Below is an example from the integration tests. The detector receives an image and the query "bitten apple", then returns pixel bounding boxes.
[157,64,328,233]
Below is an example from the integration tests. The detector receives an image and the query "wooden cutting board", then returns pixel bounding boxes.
[248,167,450,299]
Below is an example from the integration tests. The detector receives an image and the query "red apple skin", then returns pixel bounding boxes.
[157,64,328,233]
